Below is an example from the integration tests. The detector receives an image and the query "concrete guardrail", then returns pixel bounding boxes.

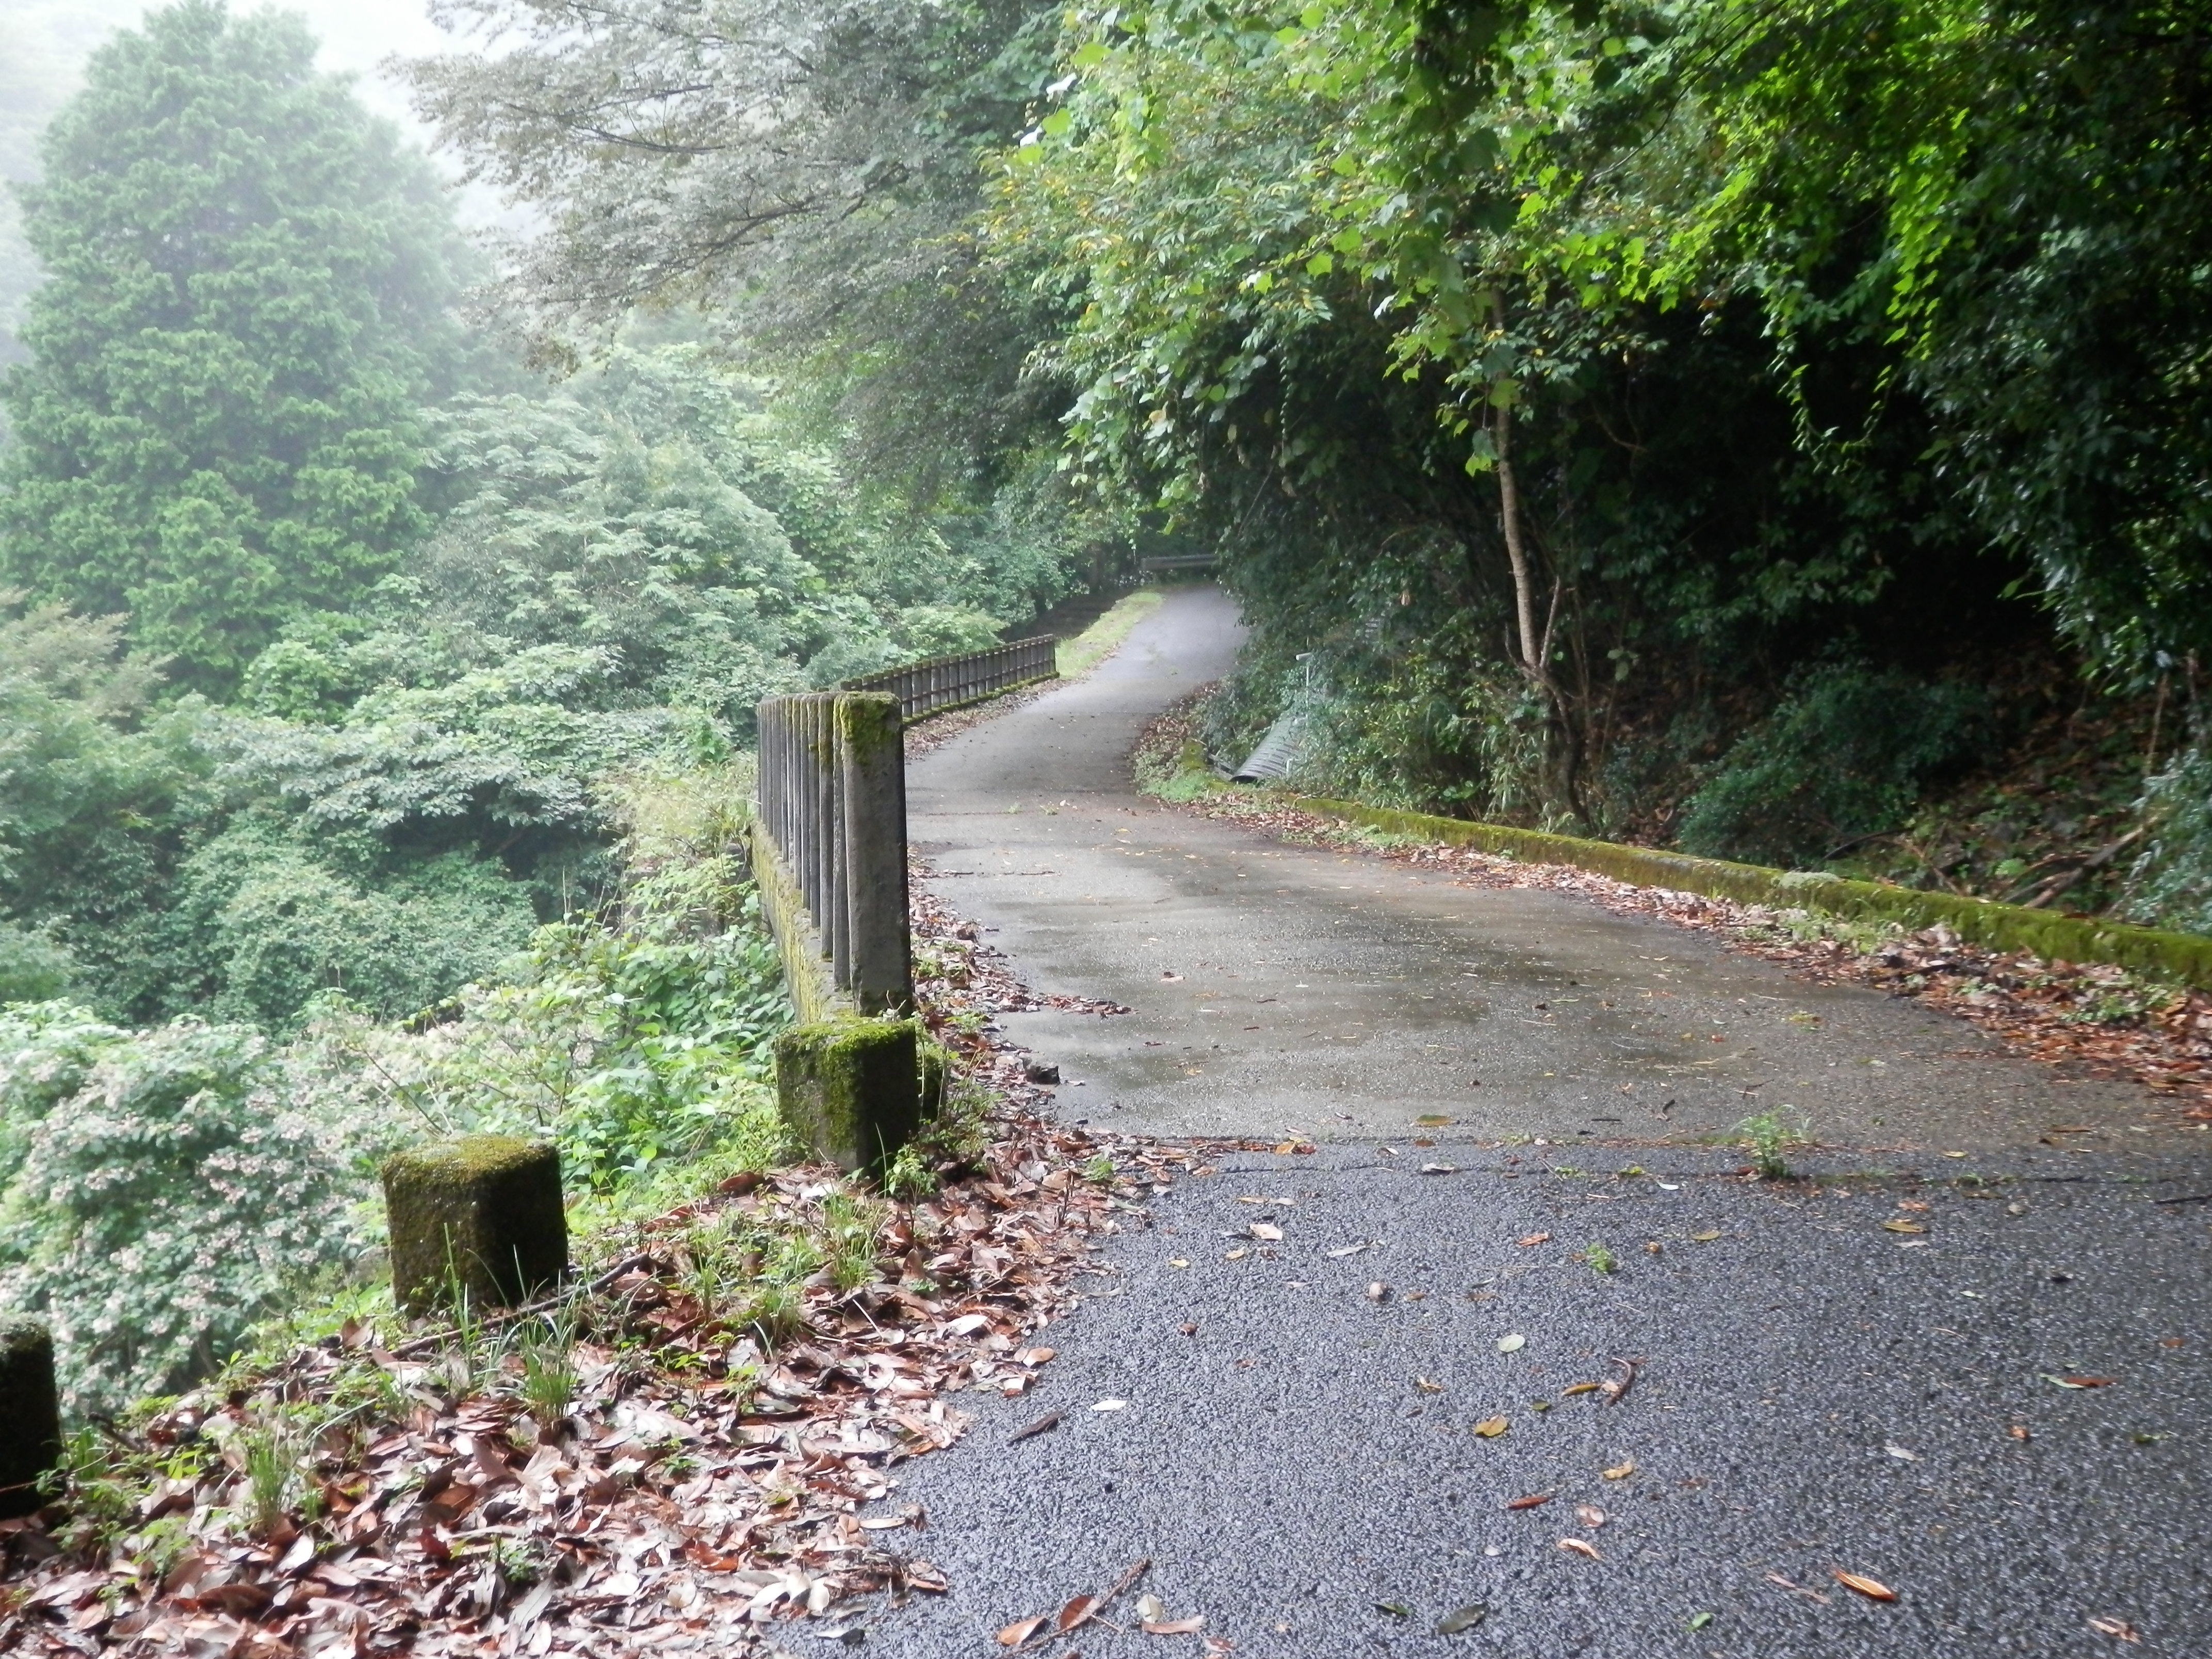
[752,692,912,1020]
[844,635,1056,721]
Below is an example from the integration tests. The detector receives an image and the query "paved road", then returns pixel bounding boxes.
[876,588,2212,1658]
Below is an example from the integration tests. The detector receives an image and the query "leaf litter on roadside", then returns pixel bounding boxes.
[0,887,1215,1658]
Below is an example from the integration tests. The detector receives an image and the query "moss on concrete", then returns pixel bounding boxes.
[0,1315,59,1518]
[776,1016,926,1176]
[382,1135,567,1316]
[1290,795,2212,989]
[837,691,903,765]
[744,814,851,1024]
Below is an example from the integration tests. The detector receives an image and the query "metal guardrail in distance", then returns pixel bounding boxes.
[842,635,1057,720]
[754,692,911,1016]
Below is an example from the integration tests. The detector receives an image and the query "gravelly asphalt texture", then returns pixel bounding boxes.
[865,1148,2212,1658]
[863,588,2212,1658]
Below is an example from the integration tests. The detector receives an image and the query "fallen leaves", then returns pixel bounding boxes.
[1009,1412,1063,1444]
[1602,1458,1636,1480]
[2043,1374,2118,1388]
[1435,1604,1488,1634]
[1573,1504,1607,1528]
[1881,1219,1927,1234]
[1831,1569,1897,1602]
[1516,1232,1553,1247]
[1556,1538,1602,1560]
[2088,1616,2143,1642]
[1689,1229,1722,1243]
[1504,1493,1552,1511]
[0,886,1213,1659]
[1497,1333,1527,1353]
[1474,1417,1511,1439]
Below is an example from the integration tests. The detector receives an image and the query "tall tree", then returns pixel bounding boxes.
[0,1,477,693]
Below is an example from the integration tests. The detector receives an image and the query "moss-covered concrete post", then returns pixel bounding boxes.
[0,1316,60,1518]
[776,1016,926,1175]
[382,1135,568,1316]
[837,691,911,1016]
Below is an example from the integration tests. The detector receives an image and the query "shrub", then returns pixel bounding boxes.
[0,1007,392,1412]
[2123,743,2212,934]
[1677,665,1991,867]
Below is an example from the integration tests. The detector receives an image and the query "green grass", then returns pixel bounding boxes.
[1056,588,1165,680]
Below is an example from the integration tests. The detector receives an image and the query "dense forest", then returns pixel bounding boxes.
[1,0,2208,1408]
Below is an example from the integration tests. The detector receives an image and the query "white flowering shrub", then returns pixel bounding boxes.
[0,1005,396,1412]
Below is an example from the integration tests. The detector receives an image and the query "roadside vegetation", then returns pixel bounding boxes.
[2,0,2209,1518]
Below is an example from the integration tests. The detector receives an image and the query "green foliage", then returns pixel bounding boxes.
[0,1,480,692]
[2123,745,2212,936]
[1676,667,1991,868]
[1737,1111,1798,1182]
[0,1004,395,1412]
[303,767,794,1193]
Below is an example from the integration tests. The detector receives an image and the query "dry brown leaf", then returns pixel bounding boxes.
[1602,1458,1635,1479]
[1574,1504,1606,1528]
[1881,1219,1926,1234]
[1560,1381,1603,1397]
[1056,1593,1100,1632]
[1474,1417,1510,1439]
[1831,1570,1897,1602]
[998,1616,1046,1647]
[1556,1538,1602,1560]
[1516,1232,1552,1247]
[2087,1616,2142,1642]
[1504,1493,1552,1511]
[1142,1616,1207,1635]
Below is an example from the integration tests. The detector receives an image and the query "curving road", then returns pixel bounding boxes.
[909,585,2171,1158]
[876,587,2212,1659]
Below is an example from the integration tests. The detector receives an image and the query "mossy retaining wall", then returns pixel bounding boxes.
[744,813,852,1026]
[1288,795,2212,990]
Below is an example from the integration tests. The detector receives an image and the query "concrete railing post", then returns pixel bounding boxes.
[383,1136,568,1316]
[0,1316,60,1518]
[839,692,910,1016]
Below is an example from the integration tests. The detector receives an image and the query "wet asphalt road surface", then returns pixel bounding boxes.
[867,587,2212,1657]
[866,1147,2212,1658]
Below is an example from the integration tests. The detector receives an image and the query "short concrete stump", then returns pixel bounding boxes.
[382,1135,567,1316]
[776,1016,926,1175]
[0,1315,61,1517]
